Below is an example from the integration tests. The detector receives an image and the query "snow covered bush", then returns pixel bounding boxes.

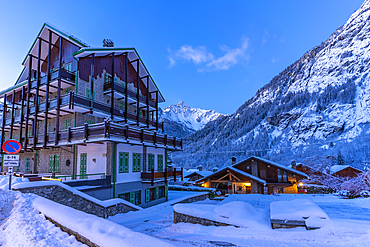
[337,190,350,198]
[359,191,370,198]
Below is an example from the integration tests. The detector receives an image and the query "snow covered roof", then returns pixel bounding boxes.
[234,156,309,178]
[330,165,362,174]
[73,47,164,102]
[184,171,213,178]
[195,166,267,185]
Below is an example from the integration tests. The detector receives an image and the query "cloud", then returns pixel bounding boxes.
[168,37,249,71]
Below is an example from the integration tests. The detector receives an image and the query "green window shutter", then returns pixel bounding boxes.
[148,154,154,171]
[119,152,124,173]
[86,88,91,99]
[105,73,108,84]
[120,101,124,110]
[145,189,150,202]
[133,153,141,172]
[49,155,54,172]
[130,192,135,204]
[80,153,87,178]
[132,153,136,172]
[157,155,163,172]
[55,155,59,173]
[155,187,159,200]
[165,185,168,197]
[26,158,30,172]
[114,77,117,83]
[65,88,71,95]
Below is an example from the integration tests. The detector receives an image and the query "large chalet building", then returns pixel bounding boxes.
[195,156,309,194]
[0,23,182,207]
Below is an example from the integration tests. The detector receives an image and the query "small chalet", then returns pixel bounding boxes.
[184,165,214,182]
[330,165,362,178]
[194,156,308,195]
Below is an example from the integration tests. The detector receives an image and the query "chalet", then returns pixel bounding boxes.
[0,23,182,207]
[195,156,308,195]
[330,165,362,178]
[183,165,213,182]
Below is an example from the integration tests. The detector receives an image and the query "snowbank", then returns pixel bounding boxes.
[34,196,173,247]
[174,201,267,228]
[0,175,29,190]
[169,184,215,192]
[13,180,142,210]
[270,199,328,221]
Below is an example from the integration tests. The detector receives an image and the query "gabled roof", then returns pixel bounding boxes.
[234,156,309,178]
[330,165,362,174]
[184,171,213,178]
[73,47,164,102]
[195,166,267,185]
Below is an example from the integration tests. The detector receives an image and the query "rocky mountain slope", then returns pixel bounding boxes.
[171,0,370,170]
[160,101,223,138]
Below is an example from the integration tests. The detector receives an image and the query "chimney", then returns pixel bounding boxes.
[232,157,236,165]
[291,160,297,170]
[212,167,218,173]
[197,165,203,171]
[103,39,114,47]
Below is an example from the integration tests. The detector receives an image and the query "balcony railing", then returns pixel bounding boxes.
[30,69,75,89]
[24,121,182,150]
[103,82,156,108]
[141,168,183,186]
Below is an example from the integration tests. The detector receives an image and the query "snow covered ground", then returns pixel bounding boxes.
[110,193,370,247]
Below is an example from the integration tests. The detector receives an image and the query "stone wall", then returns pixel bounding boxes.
[171,193,209,205]
[173,211,234,227]
[15,184,139,218]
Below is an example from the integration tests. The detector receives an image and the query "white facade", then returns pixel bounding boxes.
[77,143,107,176]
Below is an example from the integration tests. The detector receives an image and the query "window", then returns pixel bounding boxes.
[63,62,72,73]
[278,169,283,182]
[119,152,129,173]
[132,153,141,172]
[65,88,71,95]
[86,88,95,100]
[148,154,154,171]
[134,191,141,205]
[158,186,166,198]
[260,170,266,179]
[105,73,113,84]
[157,154,163,172]
[119,101,125,111]
[25,157,30,172]
[118,192,130,202]
[63,120,70,130]
[49,155,59,173]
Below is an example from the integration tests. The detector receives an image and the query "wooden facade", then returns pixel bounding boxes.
[195,156,309,195]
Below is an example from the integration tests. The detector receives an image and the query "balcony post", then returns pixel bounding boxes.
[164,134,167,146]
[84,123,88,141]
[174,167,177,182]
[33,38,42,149]
[136,60,140,126]
[146,76,149,128]
[10,90,15,139]
[140,129,144,143]
[67,126,71,142]
[164,167,167,184]
[25,55,32,151]
[44,30,52,148]
[1,94,7,155]
[111,52,115,120]
[153,132,156,146]
[151,168,154,186]
[125,125,129,140]
[90,53,95,113]
[173,136,176,149]
[19,86,25,145]
[124,53,128,124]
[180,139,183,149]
[55,36,63,145]
[181,167,183,181]
[155,91,159,131]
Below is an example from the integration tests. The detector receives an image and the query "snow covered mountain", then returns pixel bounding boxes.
[171,0,370,170]
[160,101,223,138]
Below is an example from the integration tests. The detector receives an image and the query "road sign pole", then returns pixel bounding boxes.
[8,167,13,190]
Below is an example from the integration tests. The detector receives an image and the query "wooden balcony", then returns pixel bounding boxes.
[103,82,156,109]
[141,168,183,186]
[30,69,75,96]
[23,121,182,151]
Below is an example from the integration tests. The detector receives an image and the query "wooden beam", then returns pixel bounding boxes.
[111,53,115,119]
[44,30,52,148]
[146,76,149,128]
[25,55,32,150]
[125,53,128,123]
[155,91,159,131]
[55,37,63,145]
[136,59,140,126]
[90,53,95,113]
[10,90,15,139]
[19,86,25,146]
[1,94,7,154]
[33,38,42,149]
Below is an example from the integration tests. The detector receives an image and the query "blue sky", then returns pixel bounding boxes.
[0,0,364,114]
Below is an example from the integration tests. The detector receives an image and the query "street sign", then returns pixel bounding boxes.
[4,155,19,161]
[2,140,21,154]
[3,161,18,167]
